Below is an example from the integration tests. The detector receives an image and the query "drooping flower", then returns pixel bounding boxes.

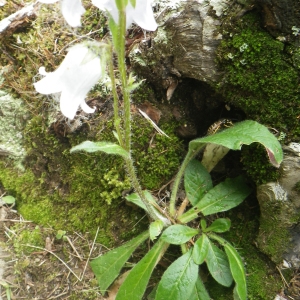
[34,43,103,119]
[38,0,85,27]
[92,0,157,31]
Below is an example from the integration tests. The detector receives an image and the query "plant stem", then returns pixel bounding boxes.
[107,43,124,147]
[111,8,158,220]
[117,9,131,151]
[169,143,208,217]
[125,158,158,220]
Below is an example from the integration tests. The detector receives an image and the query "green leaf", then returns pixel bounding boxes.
[161,225,199,245]
[189,120,283,167]
[224,243,247,300]
[116,239,169,300]
[155,250,198,300]
[184,159,213,206]
[190,276,211,300]
[206,240,233,287]
[90,231,149,292]
[200,219,207,230]
[178,176,251,223]
[70,141,129,159]
[1,195,15,204]
[204,218,231,233]
[56,230,66,240]
[125,190,156,211]
[125,191,169,224]
[193,234,209,265]
[149,220,164,241]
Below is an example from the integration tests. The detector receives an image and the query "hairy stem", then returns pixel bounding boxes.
[107,43,124,147]
[111,8,158,220]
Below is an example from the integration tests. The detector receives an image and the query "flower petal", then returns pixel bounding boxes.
[80,100,96,114]
[92,0,119,24]
[93,0,157,31]
[34,72,64,94]
[129,0,157,31]
[58,45,102,119]
[61,0,85,27]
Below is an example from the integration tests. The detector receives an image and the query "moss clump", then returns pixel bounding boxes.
[241,144,279,184]
[217,13,300,141]
[216,12,300,183]
[132,119,184,189]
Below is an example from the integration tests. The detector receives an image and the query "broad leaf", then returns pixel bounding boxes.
[178,176,251,223]
[161,225,199,245]
[224,243,247,300]
[189,120,283,167]
[90,231,149,292]
[190,276,211,300]
[193,234,209,265]
[206,240,233,287]
[204,218,231,233]
[116,239,169,300]
[70,141,129,159]
[155,250,198,300]
[184,159,213,206]
[149,220,164,241]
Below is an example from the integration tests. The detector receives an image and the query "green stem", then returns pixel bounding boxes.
[125,158,158,220]
[117,9,131,151]
[107,43,124,147]
[110,7,158,220]
[169,145,205,217]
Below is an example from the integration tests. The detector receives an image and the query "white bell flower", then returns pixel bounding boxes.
[92,0,157,31]
[34,43,103,119]
[38,0,85,27]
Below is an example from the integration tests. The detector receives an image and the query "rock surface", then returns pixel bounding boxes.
[130,0,250,98]
[257,143,300,268]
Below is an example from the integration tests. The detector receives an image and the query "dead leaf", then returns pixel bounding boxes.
[106,270,131,300]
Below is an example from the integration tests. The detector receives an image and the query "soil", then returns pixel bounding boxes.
[0,204,106,300]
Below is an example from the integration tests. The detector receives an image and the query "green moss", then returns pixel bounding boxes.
[241,144,279,184]
[217,13,300,141]
[11,224,44,256]
[216,12,300,183]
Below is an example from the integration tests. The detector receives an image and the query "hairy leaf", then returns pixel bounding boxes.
[125,191,170,224]
[90,231,149,292]
[116,239,169,300]
[70,141,129,158]
[155,250,198,300]
[161,225,199,245]
[206,241,233,287]
[189,120,283,167]
[149,220,164,241]
[184,159,213,206]
[193,234,209,265]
